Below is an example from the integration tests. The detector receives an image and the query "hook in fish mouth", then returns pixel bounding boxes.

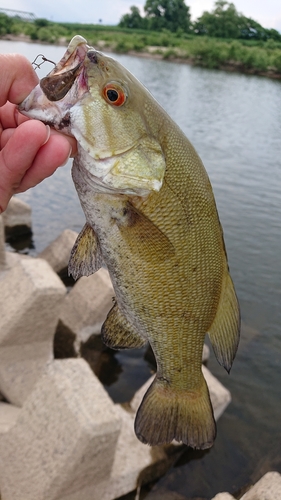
[32,54,56,71]
[39,35,89,102]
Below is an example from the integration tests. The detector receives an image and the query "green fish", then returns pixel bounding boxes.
[19,36,240,449]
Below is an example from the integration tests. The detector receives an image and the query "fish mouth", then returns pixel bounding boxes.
[39,35,89,101]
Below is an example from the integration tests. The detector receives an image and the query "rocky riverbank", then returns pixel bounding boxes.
[1,197,281,499]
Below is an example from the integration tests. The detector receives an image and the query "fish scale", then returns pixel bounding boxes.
[19,35,240,449]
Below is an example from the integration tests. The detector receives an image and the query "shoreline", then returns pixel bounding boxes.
[1,33,281,80]
[124,48,281,80]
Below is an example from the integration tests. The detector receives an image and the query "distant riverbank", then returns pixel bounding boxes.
[2,32,281,80]
[124,47,281,80]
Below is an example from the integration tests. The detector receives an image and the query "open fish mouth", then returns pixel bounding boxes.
[39,35,89,101]
[18,36,91,132]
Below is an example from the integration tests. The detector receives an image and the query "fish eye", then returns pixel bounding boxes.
[102,82,127,107]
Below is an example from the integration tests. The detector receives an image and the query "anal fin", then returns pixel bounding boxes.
[68,223,103,280]
[208,273,240,373]
[101,302,147,350]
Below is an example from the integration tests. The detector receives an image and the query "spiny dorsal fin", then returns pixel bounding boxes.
[68,223,103,280]
[101,301,147,350]
[208,273,240,373]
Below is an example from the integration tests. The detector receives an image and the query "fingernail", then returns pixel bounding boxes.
[42,125,51,145]
[61,146,72,167]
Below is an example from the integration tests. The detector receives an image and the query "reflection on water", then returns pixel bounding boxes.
[1,40,281,498]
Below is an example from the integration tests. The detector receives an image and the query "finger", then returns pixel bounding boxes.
[13,133,73,193]
[0,120,49,211]
[49,129,78,157]
[0,128,15,149]
[1,127,77,157]
[0,54,38,107]
[0,102,29,130]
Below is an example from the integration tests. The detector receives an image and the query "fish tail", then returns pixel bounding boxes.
[134,374,216,449]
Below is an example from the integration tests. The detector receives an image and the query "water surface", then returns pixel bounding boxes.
[1,40,280,498]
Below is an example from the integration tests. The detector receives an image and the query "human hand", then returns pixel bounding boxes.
[0,53,77,213]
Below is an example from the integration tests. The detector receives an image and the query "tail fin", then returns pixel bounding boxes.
[134,374,216,449]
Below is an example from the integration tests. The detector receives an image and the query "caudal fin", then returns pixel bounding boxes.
[134,374,216,449]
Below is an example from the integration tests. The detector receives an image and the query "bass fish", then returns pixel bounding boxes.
[20,36,240,449]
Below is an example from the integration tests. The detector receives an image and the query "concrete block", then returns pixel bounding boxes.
[55,403,180,500]
[202,365,231,420]
[0,214,6,271]
[59,267,114,346]
[0,256,66,346]
[0,257,66,405]
[2,196,32,234]
[241,471,281,499]
[96,405,180,500]
[0,402,20,433]
[0,359,122,500]
[131,365,231,422]
[211,494,235,500]
[203,343,210,362]
[5,250,29,266]
[0,342,53,407]
[38,229,78,274]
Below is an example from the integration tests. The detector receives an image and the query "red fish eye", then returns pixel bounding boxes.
[102,83,126,106]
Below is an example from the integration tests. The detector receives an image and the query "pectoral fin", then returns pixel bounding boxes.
[101,302,147,350]
[208,273,240,373]
[68,223,103,280]
[115,202,175,264]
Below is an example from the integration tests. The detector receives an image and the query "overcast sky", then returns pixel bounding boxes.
[2,0,281,31]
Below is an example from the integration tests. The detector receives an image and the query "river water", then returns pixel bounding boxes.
[1,40,281,499]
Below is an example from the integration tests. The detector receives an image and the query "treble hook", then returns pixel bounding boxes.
[32,54,56,71]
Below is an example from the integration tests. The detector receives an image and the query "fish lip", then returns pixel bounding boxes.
[48,35,89,75]
[39,35,89,101]
[18,36,92,131]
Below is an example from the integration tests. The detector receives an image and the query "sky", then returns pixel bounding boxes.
[1,0,281,32]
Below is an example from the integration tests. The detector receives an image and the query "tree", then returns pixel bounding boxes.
[193,1,281,41]
[193,1,241,38]
[238,17,281,41]
[144,0,191,32]
[119,6,146,29]
[0,13,13,35]
[34,18,50,27]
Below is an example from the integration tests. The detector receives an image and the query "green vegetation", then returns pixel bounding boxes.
[119,0,191,32]
[1,1,281,78]
[145,0,191,32]
[194,0,281,41]
[120,0,281,41]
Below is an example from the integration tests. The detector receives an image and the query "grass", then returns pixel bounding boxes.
[2,18,281,78]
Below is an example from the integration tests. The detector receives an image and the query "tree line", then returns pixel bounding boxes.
[119,0,281,41]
